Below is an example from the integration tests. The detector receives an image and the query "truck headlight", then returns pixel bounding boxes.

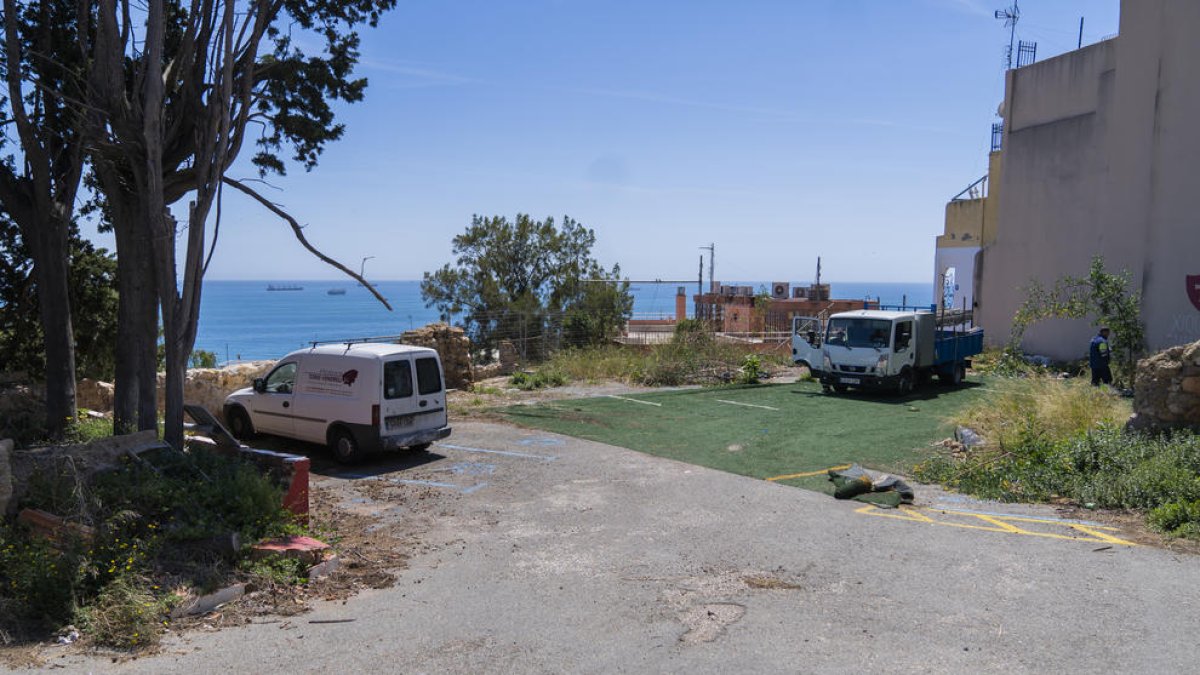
[876,355,888,372]
[823,353,832,371]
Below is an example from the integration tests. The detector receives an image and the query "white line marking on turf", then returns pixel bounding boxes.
[715,399,780,411]
[606,394,662,407]
[437,443,558,461]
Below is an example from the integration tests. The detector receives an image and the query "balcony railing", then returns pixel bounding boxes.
[951,174,988,202]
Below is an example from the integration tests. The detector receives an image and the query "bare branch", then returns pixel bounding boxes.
[222,175,393,310]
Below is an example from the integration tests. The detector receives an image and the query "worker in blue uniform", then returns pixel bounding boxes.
[1089,327,1113,386]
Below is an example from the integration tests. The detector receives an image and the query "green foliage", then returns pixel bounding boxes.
[510,369,568,391]
[0,527,85,627]
[740,354,764,385]
[1010,256,1145,386]
[0,447,299,641]
[239,555,309,586]
[421,214,633,360]
[0,219,119,381]
[538,341,791,388]
[916,420,1200,539]
[189,350,218,369]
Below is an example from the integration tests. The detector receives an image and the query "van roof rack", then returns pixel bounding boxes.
[309,334,409,348]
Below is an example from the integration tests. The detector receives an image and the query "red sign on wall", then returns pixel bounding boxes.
[1188,275,1200,312]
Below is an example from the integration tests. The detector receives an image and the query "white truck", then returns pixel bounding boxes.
[223,341,452,463]
[792,305,983,394]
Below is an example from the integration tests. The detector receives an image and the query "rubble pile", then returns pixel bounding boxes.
[400,323,474,390]
[1128,339,1200,433]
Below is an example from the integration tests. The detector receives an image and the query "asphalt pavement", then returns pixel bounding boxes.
[53,421,1200,674]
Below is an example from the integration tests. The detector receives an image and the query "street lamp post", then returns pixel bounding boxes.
[359,256,375,285]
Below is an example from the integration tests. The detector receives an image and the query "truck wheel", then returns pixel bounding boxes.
[897,370,914,396]
[952,363,966,386]
[330,427,362,464]
[833,384,849,393]
[227,407,254,440]
[410,442,432,452]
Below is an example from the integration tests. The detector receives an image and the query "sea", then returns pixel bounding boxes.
[196,280,934,363]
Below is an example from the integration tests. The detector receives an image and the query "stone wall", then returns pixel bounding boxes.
[1128,339,1200,432]
[74,361,274,419]
[400,323,474,390]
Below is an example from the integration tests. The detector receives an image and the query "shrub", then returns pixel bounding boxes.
[77,575,167,650]
[510,369,567,391]
[740,354,763,385]
[916,427,1200,539]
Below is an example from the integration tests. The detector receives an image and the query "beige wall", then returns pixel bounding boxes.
[975,1,1200,360]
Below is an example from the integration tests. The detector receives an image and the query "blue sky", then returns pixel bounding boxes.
[85,0,1120,284]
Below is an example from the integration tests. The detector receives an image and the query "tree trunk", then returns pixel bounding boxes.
[21,212,77,437]
[110,191,159,435]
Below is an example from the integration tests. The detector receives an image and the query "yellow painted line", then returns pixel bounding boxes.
[1068,523,1137,545]
[715,399,780,411]
[766,464,852,482]
[855,505,1137,546]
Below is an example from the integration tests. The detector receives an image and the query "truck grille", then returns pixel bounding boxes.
[838,365,868,374]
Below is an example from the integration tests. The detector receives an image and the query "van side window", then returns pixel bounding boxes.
[416,357,442,395]
[265,362,296,394]
[894,322,913,351]
[384,360,413,399]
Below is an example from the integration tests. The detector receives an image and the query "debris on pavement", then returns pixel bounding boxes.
[828,464,915,508]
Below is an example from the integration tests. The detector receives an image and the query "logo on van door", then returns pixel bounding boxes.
[301,368,359,396]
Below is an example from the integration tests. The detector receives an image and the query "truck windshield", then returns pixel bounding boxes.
[826,318,893,349]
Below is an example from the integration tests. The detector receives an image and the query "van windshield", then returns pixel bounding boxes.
[826,318,893,349]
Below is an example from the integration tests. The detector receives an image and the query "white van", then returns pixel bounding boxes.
[223,342,452,463]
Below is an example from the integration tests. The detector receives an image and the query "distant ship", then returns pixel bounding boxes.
[327,287,347,295]
[266,284,303,291]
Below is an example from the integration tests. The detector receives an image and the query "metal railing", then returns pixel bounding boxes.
[951,174,989,201]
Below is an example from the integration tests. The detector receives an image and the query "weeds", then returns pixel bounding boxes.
[916,375,1200,539]
[0,446,303,648]
[510,369,567,390]
[535,339,789,388]
[953,375,1129,449]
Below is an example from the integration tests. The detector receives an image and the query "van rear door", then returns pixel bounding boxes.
[413,355,447,431]
[381,357,420,434]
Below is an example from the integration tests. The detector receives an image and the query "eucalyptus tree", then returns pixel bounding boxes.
[81,0,395,447]
[0,0,90,437]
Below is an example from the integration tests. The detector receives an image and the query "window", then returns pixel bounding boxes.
[265,362,296,394]
[416,357,443,395]
[895,322,913,351]
[384,360,413,399]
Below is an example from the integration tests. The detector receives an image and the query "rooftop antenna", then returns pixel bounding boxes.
[995,1,1020,69]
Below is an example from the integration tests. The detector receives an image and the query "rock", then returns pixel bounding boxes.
[76,378,115,412]
[400,323,474,390]
[7,430,158,516]
[1128,339,1200,433]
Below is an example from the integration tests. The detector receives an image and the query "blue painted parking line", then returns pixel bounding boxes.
[385,477,489,494]
[437,443,558,461]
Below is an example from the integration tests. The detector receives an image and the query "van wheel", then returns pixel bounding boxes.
[227,407,254,440]
[410,443,432,452]
[330,428,361,464]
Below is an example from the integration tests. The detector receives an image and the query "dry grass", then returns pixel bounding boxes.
[955,375,1130,448]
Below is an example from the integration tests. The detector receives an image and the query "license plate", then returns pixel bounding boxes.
[839,377,861,385]
[385,415,414,431]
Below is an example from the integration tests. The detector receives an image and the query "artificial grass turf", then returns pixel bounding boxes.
[500,379,991,494]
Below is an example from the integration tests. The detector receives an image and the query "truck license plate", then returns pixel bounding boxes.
[839,377,860,385]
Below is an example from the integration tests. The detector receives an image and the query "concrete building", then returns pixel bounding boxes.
[934,0,1200,361]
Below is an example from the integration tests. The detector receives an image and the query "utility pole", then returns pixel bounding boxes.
[698,255,704,296]
[815,256,822,287]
